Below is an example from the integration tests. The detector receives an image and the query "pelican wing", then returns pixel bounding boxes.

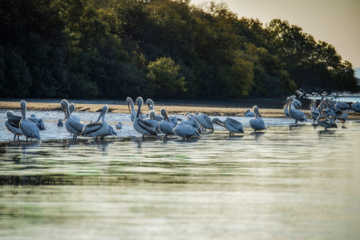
[8,118,21,128]
[82,123,103,135]
[20,120,40,140]
[138,119,157,135]
[68,119,85,133]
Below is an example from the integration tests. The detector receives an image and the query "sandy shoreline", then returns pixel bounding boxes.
[1,100,360,120]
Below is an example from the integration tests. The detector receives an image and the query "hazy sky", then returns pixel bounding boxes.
[190,0,360,68]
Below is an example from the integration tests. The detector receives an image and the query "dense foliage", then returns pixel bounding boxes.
[0,0,358,99]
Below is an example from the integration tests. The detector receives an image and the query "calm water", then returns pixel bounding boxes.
[1,110,360,239]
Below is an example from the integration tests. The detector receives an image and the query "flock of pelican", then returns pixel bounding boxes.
[4,96,360,141]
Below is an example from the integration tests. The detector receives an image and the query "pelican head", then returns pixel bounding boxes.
[160,108,170,121]
[60,99,70,120]
[20,100,27,119]
[126,97,134,114]
[145,98,154,110]
[6,111,14,119]
[69,103,75,114]
[252,105,261,118]
[211,117,225,127]
[135,97,143,118]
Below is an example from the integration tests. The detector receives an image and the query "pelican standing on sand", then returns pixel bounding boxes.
[5,111,23,140]
[133,97,158,139]
[249,106,266,131]
[212,117,244,136]
[81,105,110,140]
[61,99,84,140]
[288,96,307,124]
[19,100,41,141]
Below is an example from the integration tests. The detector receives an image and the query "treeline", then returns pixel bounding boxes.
[0,0,358,99]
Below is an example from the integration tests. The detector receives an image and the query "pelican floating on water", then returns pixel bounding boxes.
[5,111,23,140]
[249,106,266,131]
[19,100,41,141]
[81,105,110,140]
[61,99,84,140]
[212,117,244,136]
[133,97,158,139]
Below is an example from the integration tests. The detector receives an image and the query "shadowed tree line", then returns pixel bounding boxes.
[0,0,358,99]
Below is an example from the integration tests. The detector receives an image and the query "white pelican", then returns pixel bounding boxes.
[29,114,45,130]
[133,97,157,139]
[69,103,80,122]
[19,100,41,141]
[181,115,201,133]
[159,108,176,138]
[116,122,122,132]
[61,99,84,140]
[173,123,200,140]
[310,98,319,123]
[244,109,255,117]
[126,97,137,121]
[145,98,163,121]
[283,97,291,117]
[57,119,64,131]
[290,95,302,109]
[81,105,110,140]
[288,96,307,124]
[212,117,244,136]
[316,114,337,130]
[193,112,214,132]
[351,101,360,113]
[334,100,351,110]
[249,106,266,131]
[5,111,23,140]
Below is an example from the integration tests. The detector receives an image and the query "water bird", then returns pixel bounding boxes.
[249,106,266,131]
[81,105,110,140]
[61,99,84,140]
[57,119,64,131]
[19,100,41,141]
[310,98,320,123]
[288,96,307,124]
[145,98,163,121]
[316,114,337,130]
[173,123,200,140]
[212,117,244,136]
[69,103,80,122]
[159,108,176,139]
[116,122,122,132]
[29,114,45,130]
[244,109,255,117]
[126,97,137,122]
[351,101,360,113]
[133,97,158,139]
[5,111,23,140]
[193,112,214,132]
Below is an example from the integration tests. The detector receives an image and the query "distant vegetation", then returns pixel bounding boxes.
[0,0,358,99]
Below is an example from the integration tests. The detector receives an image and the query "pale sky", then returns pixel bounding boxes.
[190,0,360,68]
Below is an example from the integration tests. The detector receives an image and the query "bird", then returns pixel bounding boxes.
[283,97,291,117]
[145,98,163,121]
[288,96,307,124]
[212,117,244,136]
[249,106,266,131]
[28,114,45,130]
[316,114,337,130]
[244,109,255,117]
[81,105,110,140]
[173,123,200,140]
[116,122,122,132]
[290,95,302,109]
[310,98,320,123]
[159,108,176,139]
[192,112,214,132]
[19,100,41,141]
[126,97,137,122]
[133,97,158,139]
[351,101,360,113]
[334,100,351,110]
[61,99,84,140]
[57,119,64,131]
[4,111,23,140]
[69,103,80,122]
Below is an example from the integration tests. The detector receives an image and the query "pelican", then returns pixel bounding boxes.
[5,111,23,140]
[316,114,337,130]
[182,114,201,133]
[116,122,122,132]
[244,109,255,117]
[19,100,41,141]
[69,103,80,122]
[283,97,291,117]
[290,95,302,109]
[81,105,110,140]
[249,106,266,131]
[351,101,360,113]
[126,97,137,122]
[57,119,63,131]
[192,112,213,132]
[145,98,163,121]
[173,123,200,140]
[288,96,307,124]
[29,114,45,130]
[212,117,244,136]
[61,99,84,140]
[310,98,319,123]
[159,108,176,138]
[334,100,351,110]
[133,97,157,139]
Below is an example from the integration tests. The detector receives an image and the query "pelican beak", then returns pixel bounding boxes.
[165,113,170,121]
[127,103,131,114]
